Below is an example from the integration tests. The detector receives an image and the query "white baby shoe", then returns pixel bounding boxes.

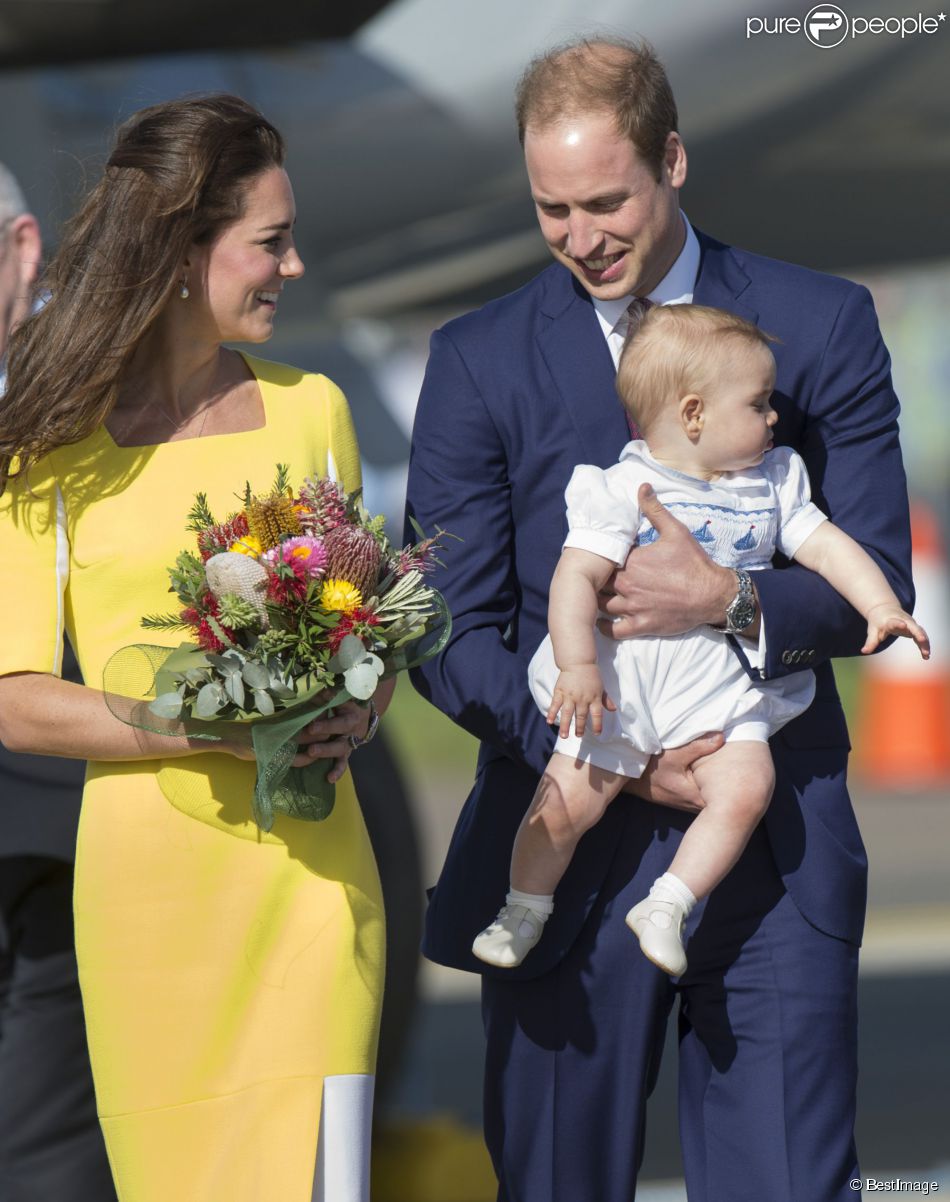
[472,904,549,968]
[625,896,688,977]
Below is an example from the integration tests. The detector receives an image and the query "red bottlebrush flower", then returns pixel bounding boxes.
[194,595,236,652]
[265,569,307,608]
[197,512,251,561]
[196,619,226,653]
[181,606,201,628]
[328,607,381,655]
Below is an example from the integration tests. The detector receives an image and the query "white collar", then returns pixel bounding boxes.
[592,213,701,338]
[619,439,770,493]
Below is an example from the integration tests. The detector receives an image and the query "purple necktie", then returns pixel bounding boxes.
[619,297,652,440]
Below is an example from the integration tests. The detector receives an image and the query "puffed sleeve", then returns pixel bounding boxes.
[0,458,69,677]
[768,446,828,560]
[322,375,362,495]
[562,462,641,566]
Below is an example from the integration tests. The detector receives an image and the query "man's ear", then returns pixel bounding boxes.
[664,132,687,190]
[10,214,42,292]
[681,393,704,438]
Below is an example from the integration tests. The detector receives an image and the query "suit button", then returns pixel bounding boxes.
[806,649,815,661]
[782,650,794,665]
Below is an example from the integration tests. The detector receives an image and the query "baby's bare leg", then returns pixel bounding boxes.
[472,753,627,968]
[667,740,775,899]
[626,740,774,977]
[511,751,628,895]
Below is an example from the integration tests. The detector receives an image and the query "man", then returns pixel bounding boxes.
[406,38,912,1202]
[0,163,114,1202]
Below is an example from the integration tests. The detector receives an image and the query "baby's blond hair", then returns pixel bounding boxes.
[617,304,777,435]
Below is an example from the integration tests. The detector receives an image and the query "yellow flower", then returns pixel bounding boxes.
[320,578,363,614]
[231,535,263,559]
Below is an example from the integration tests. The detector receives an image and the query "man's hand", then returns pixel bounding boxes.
[547,665,617,738]
[597,484,739,640]
[621,731,725,813]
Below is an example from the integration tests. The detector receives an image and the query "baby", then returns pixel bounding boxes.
[473,303,929,976]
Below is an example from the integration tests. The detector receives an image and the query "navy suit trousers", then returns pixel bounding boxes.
[482,813,859,1202]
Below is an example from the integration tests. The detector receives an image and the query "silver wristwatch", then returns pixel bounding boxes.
[347,698,380,751]
[721,569,757,635]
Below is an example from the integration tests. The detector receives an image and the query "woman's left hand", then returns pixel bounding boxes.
[295,701,370,781]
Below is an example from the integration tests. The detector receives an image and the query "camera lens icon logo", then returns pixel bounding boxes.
[805,4,849,46]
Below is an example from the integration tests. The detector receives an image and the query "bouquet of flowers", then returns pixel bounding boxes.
[105,464,451,831]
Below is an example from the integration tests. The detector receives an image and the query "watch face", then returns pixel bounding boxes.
[729,598,757,631]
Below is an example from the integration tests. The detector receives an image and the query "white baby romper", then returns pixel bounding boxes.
[527,442,827,775]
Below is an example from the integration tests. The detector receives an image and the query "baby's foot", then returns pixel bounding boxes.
[472,904,548,968]
[625,896,688,977]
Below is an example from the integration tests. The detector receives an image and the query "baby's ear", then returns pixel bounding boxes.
[681,393,704,435]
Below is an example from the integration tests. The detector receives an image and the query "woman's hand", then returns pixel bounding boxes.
[224,700,371,781]
[620,731,724,813]
[292,700,371,781]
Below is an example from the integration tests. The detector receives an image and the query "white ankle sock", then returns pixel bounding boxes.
[649,873,697,916]
[506,888,555,918]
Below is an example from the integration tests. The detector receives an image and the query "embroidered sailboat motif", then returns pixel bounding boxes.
[733,524,757,551]
[691,518,714,544]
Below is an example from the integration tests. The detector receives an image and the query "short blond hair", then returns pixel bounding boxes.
[617,304,777,434]
[515,37,677,180]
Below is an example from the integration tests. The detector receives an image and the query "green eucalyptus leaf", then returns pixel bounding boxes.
[242,661,271,690]
[196,682,226,717]
[149,692,185,719]
[328,634,366,673]
[344,661,383,700]
[253,689,276,716]
[224,674,246,707]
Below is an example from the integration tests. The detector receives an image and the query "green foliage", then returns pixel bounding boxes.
[217,592,264,631]
[273,463,291,495]
[168,550,207,609]
[185,492,216,533]
[141,612,190,631]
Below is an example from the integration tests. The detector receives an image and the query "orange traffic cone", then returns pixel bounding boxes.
[855,501,950,790]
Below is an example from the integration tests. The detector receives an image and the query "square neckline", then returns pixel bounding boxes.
[100,350,268,451]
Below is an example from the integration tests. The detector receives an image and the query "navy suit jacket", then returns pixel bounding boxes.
[406,230,912,977]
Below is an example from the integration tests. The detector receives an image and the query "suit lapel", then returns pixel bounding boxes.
[534,238,758,469]
[536,269,630,469]
[693,231,759,326]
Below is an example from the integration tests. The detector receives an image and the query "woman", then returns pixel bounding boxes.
[0,95,391,1202]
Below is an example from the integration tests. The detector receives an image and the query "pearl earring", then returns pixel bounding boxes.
[179,279,190,300]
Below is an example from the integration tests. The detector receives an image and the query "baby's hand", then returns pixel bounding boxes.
[547,665,617,739]
[862,603,931,659]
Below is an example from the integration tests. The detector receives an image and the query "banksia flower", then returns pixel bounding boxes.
[323,524,383,598]
[204,552,270,627]
[247,493,301,552]
[299,477,348,534]
[197,512,251,561]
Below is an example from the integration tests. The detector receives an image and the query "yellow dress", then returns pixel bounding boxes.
[0,355,385,1202]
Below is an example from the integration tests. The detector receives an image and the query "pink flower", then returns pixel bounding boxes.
[263,536,328,579]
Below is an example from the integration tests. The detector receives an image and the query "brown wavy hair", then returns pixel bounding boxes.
[0,93,284,493]
[515,37,678,180]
